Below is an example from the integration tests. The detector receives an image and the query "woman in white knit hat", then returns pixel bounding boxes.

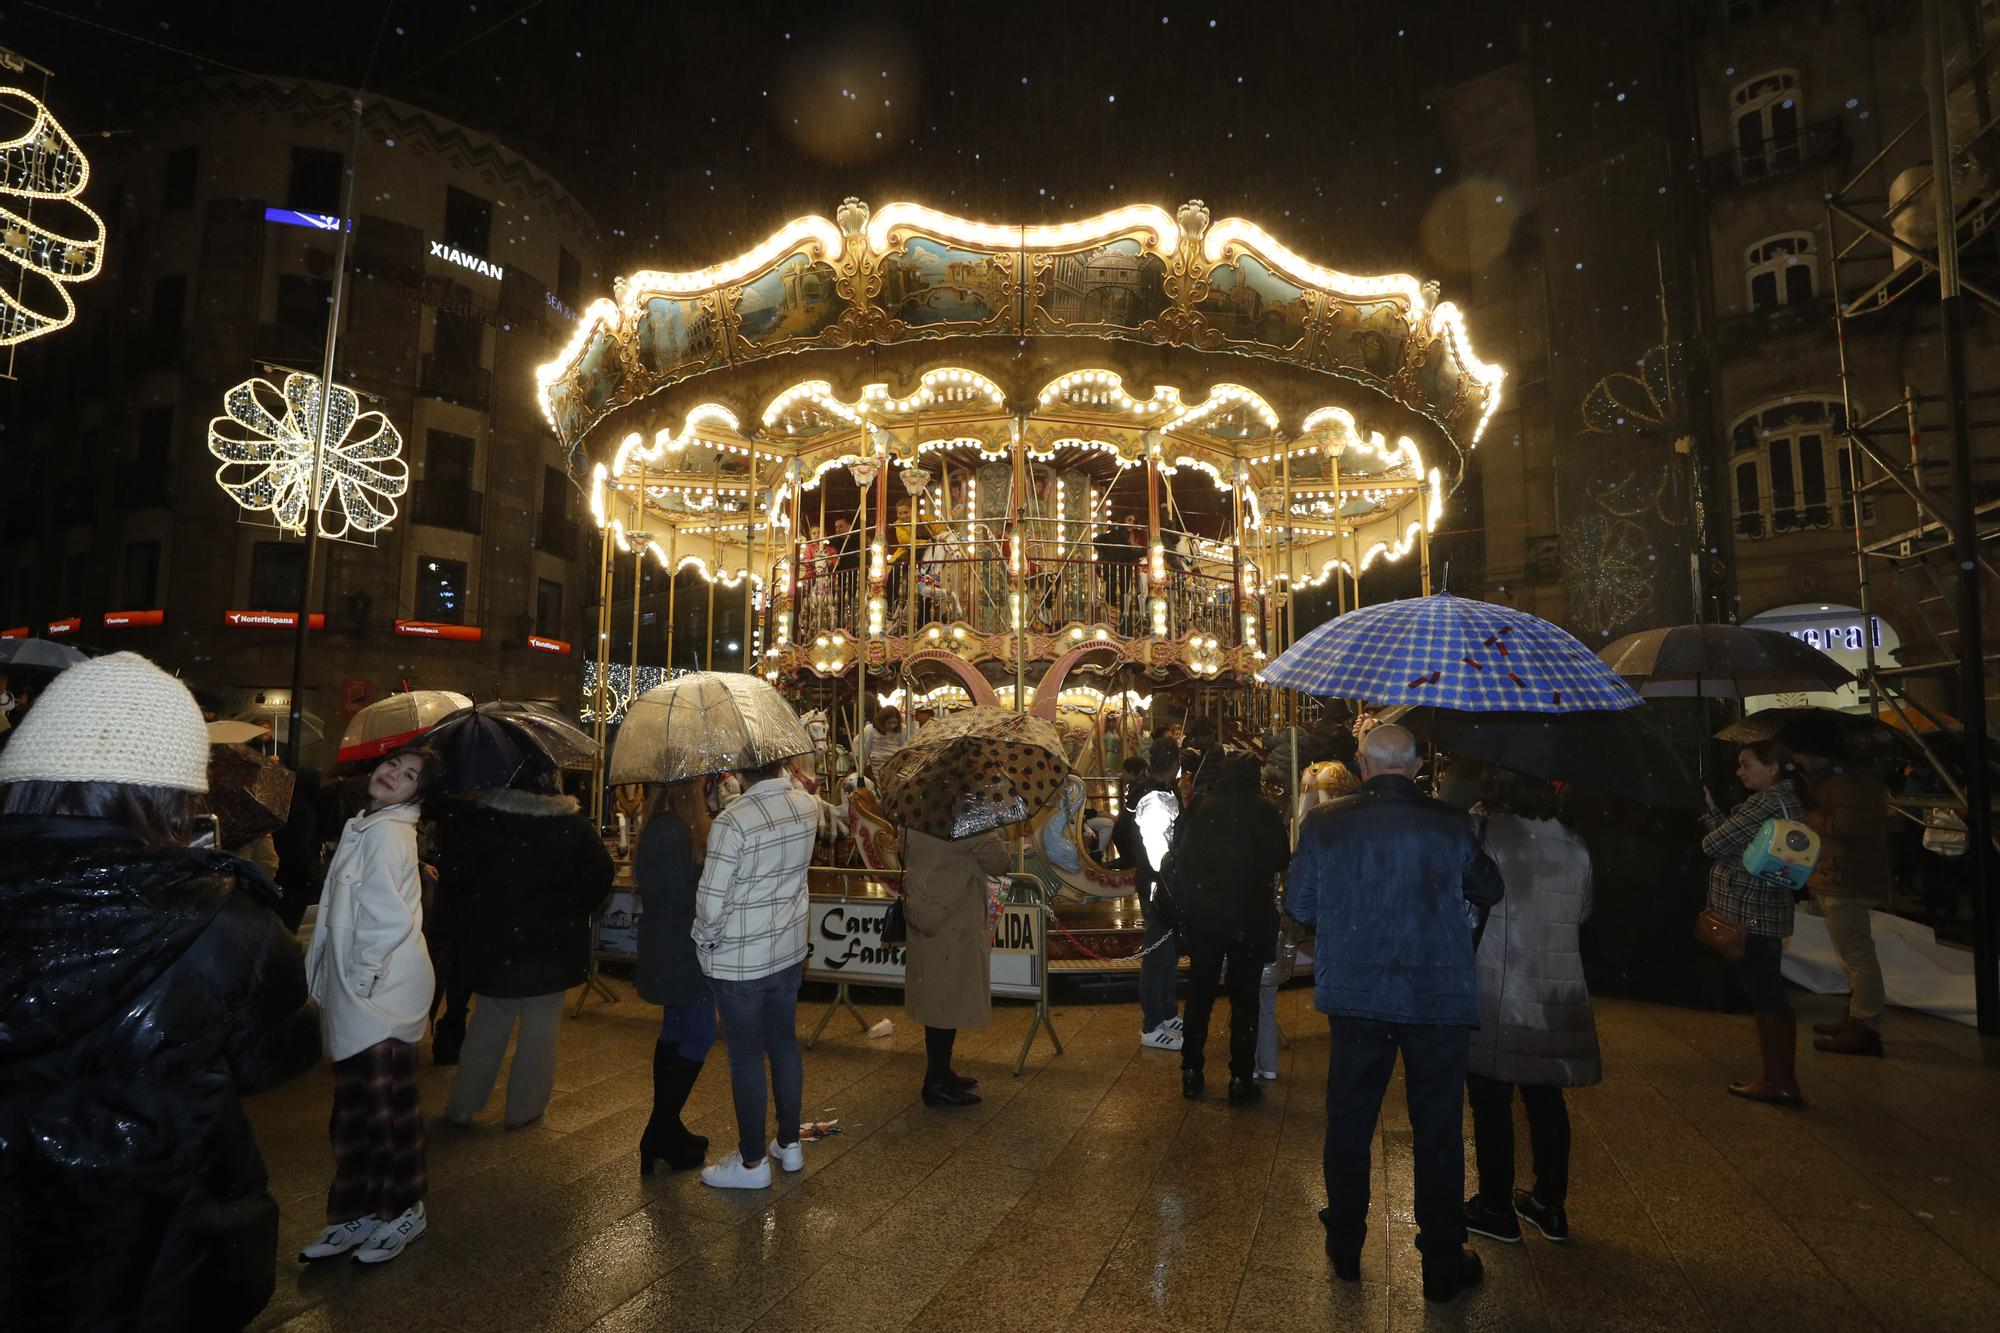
[301,744,445,1266]
[0,652,321,1331]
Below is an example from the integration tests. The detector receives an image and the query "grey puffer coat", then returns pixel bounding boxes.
[1467,813,1601,1088]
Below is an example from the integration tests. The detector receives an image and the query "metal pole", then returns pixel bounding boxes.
[743,477,755,674]
[1924,0,1996,1033]
[589,522,612,830]
[705,453,720,672]
[283,96,365,770]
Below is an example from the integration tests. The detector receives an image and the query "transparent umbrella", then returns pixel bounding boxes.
[609,672,811,785]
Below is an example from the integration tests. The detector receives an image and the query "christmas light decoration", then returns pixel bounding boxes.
[0,86,106,348]
[207,372,409,540]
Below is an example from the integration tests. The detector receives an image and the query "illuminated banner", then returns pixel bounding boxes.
[395,620,483,642]
[429,240,502,281]
[0,626,27,639]
[45,617,80,636]
[526,634,571,655]
[103,610,164,628]
[226,610,325,629]
[263,207,350,232]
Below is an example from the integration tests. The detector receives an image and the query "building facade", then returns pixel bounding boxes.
[1436,0,1999,715]
[1,76,605,759]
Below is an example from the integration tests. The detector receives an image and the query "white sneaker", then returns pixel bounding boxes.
[700,1150,774,1190]
[1162,1016,1185,1033]
[299,1216,375,1261]
[1254,1069,1279,1082]
[1140,1025,1184,1051]
[352,1203,426,1264]
[768,1138,805,1173]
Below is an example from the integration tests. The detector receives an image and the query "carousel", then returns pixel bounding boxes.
[538,197,1502,964]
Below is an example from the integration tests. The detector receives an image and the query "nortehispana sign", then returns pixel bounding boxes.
[429,240,502,281]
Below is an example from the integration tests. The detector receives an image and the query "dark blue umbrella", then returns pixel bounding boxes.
[425,701,599,793]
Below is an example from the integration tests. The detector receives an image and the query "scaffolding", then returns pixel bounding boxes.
[1824,0,2000,1030]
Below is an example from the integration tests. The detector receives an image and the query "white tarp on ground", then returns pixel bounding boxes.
[1782,908,1977,1027]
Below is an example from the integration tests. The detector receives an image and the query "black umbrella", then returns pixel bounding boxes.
[1379,704,1699,808]
[425,701,599,793]
[1599,623,1853,698]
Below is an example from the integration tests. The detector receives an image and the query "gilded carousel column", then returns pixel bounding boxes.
[1418,475,1434,596]
[627,474,644,709]
[1010,417,1028,712]
[1144,429,1166,641]
[705,449,721,671]
[665,523,678,672]
[743,463,756,674]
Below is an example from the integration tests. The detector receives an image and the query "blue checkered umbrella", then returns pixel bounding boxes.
[1261,592,1643,713]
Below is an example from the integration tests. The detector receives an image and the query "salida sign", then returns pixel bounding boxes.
[805,897,1042,999]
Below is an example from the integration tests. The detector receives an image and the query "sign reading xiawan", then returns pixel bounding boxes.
[226,610,325,629]
[394,620,482,642]
[430,240,502,281]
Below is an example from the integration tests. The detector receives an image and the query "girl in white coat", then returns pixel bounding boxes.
[301,748,443,1266]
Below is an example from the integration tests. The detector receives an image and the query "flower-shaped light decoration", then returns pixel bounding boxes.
[0,87,107,348]
[207,373,409,540]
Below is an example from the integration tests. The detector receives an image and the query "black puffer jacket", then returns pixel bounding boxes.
[433,790,613,998]
[1172,786,1290,956]
[0,814,321,1333]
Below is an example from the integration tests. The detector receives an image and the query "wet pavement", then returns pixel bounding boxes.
[246,979,2000,1331]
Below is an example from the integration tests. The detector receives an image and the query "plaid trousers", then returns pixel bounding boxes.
[327,1038,427,1223]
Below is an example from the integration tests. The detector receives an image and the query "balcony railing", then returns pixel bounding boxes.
[132,336,185,373]
[420,353,491,412]
[1714,295,1834,359]
[410,482,484,534]
[533,510,578,560]
[1704,118,1848,191]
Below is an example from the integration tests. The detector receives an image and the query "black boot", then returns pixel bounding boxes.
[640,1043,708,1176]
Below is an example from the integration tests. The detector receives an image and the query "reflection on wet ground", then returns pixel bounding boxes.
[246,979,2000,1331]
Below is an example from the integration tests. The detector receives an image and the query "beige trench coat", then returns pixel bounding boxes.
[901,828,1009,1030]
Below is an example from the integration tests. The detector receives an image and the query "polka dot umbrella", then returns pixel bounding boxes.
[877,705,1071,840]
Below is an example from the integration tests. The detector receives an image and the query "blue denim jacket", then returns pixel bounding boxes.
[1284,774,1505,1027]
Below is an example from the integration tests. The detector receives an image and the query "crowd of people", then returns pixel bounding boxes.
[0,644,1921,1327]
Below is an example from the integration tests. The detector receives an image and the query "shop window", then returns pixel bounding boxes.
[1745,233,1817,310]
[162,146,198,211]
[1731,70,1801,177]
[121,541,160,608]
[432,306,484,372]
[442,186,492,257]
[250,542,305,610]
[274,274,331,347]
[416,556,468,623]
[1730,398,1866,537]
[287,147,344,216]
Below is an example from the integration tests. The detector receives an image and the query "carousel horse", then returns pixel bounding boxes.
[1022,774,1135,902]
[842,781,903,873]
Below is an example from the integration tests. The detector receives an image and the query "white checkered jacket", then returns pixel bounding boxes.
[693,776,820,980]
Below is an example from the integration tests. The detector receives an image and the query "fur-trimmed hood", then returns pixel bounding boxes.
[471,789,580,818]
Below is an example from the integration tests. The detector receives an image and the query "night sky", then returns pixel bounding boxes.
[6,0,1518,278]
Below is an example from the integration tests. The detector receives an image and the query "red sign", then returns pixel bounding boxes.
[225,610,325,629]
[526,634,571,655]
[46,618,80,636]
[394,620,483,642]
[0,626,27,639]
[103,610,165,628]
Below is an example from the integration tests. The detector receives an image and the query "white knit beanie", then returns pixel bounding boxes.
[0,652,210,793]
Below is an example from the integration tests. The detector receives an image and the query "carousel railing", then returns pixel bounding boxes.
[784,524,1262,645]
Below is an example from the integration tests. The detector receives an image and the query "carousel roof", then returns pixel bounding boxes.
[543,197,1503,588]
